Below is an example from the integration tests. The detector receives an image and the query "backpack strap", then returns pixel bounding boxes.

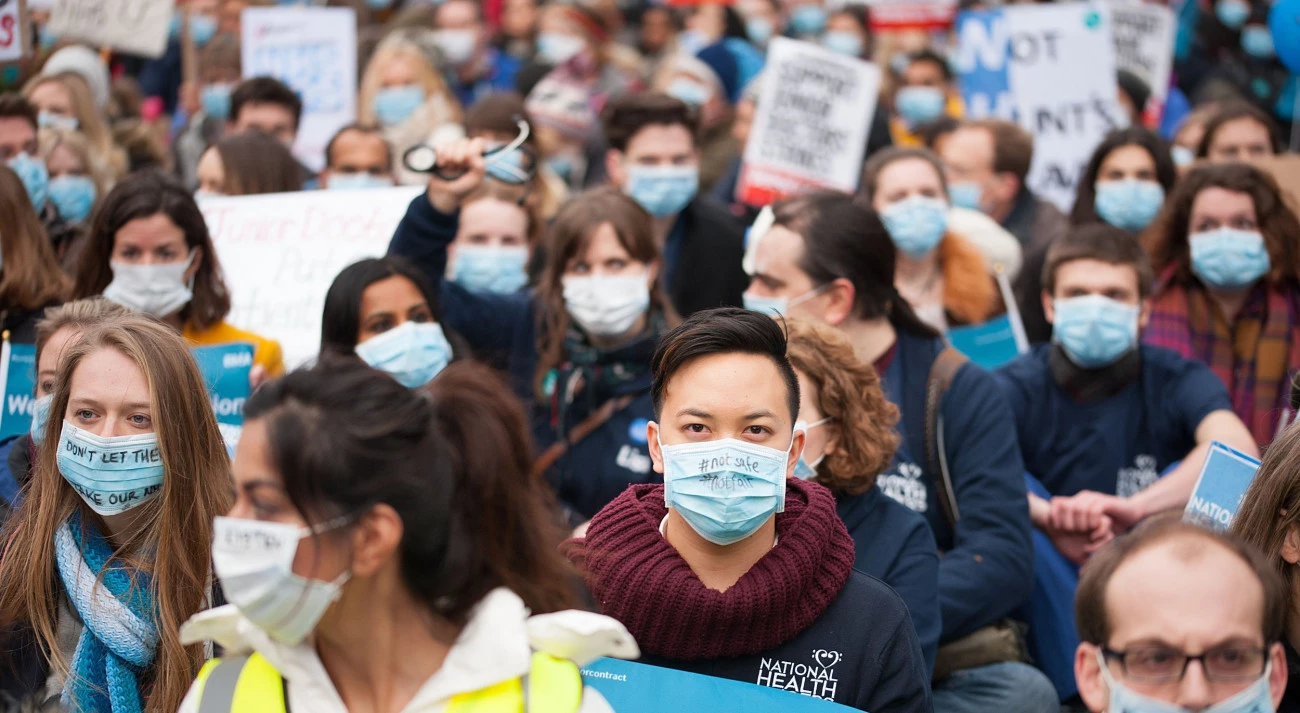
[533,394,636,477]
[925,348,967,530]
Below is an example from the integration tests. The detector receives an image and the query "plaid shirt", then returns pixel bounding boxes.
[1144,277,1300,446]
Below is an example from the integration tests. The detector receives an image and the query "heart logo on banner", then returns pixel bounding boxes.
[812,649,842,669]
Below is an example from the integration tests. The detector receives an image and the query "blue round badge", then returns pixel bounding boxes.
[628,418,649,444]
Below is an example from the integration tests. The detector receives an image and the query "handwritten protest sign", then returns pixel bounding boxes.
[955,3,1126,210]
[200,186,423,368]
[582,658,859,712]
[48,0,175,59]
[242,6,357,172]
[863,0,957,32]
[0,0,25,63]
[1183,442,1261,530]
[0,341,36,442]
[1109,2,1174,127]
[736,37,880,206]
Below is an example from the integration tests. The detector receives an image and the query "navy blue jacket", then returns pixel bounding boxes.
[388,196,660,518]
[638,569,932,713]
[875,329,1034,642]
[837,486,940,675]
[995,344,1232,498]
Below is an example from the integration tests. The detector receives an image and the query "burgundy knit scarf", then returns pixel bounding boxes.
[565,478,855,660]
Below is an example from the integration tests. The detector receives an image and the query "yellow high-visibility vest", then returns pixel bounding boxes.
[192,650,584,713]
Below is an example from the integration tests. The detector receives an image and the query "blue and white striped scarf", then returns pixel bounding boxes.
[54,511,157,713]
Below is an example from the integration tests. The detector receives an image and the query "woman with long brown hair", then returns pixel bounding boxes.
[195,130,303,197]
[0,315,233,712]
[0,164,71,343]
[388,137,673,522]
[1142,162,1300,445]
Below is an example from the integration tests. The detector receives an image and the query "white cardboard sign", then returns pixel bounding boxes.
[47,0,173,59]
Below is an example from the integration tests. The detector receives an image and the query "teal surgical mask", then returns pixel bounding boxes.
[895,86,947,127]
[881,195,949,258]
[667,78,712,108]
[1094,179,1165,232]
[57,422,164,516]
[1171,146,1196,168]
[793,418,831,479]
[8,153,49,212]
[29,394,52,446]
[38,111,78,131]
[1189,227,1271,290]
[625,164,698,218]
[743,284,826,318]
[789,5,827,35]
[1096,650,1275,713]
[372,85,425,127]
[200,83,233,120]
[327,172,393,190]
[948,181,983,212]
[821,31,863,57]
[47,174,96,223]
[746,17,774,45]
[451,245,529,294]
[355,321,452,388]
[660,435,796,545]
[1052,294,1140,369]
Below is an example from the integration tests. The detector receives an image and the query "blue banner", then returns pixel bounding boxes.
[0,342,36,441]
[953,9,1014,118]
[947,315,1023,370]
[191,343,254,458]
[580,658,859,713]
[1183,442,1261,530]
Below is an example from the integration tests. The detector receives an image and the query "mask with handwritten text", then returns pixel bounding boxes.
[660,436,794,545]
[56,422,164,516]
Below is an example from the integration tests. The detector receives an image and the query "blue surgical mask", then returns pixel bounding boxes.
[789,5,828,35]
[1190,227,1271,290]
[948,181,983,212]
[1096,649,1275,713]
[47,174,97,224]
[546,154,576,181]
[660,435,795,545]
[895,86,947,127]
[742,284,826,318]
[1052,294,1140,369]
[8,153,49,212]
[667,78,712,108]
[200,83,233,120]
[746,17,774,45]
[882,195,949,258]
[355,321,452,388]
[38,111,78,131]
[57,422,164,516]
[793,418,830,479]
[1241,25,1275,58]
[171,14,219,46]
[367,0,396,7]
[327,172,393,190]
[29,394,52,446]
[485,148,531,185]
[1094,179,1165,232]
[451,245,530,293]
[372,85,425,127]
[38,26,58,50]
[1215,0,1250,29]
[625,164,698,217]
[536,32,585,64]
[821,31,863,57]
[1171,145,1196,168]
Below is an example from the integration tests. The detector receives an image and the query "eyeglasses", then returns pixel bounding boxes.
[1102,645,1268,684]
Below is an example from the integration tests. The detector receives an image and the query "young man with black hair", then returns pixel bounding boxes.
[566,307,931,713]
[230,76,302,147]
[601,93,748,317]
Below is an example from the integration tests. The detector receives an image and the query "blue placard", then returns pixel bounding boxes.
[1182,442,1261,530]
[191,344,254,458]
[580,658,859,713]
[954,9,1015,119]
[0,342,36,441]
[947,315,1023,369]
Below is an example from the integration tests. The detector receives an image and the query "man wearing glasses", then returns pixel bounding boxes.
[1073,514,1289,712]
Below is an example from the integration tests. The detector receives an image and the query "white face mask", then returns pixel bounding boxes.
[211,515,353,646]
[432,28,477,65]
[562,272,651,338]
[102,251,196,317]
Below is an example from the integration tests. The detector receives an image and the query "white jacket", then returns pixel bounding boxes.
[177,588,638,713]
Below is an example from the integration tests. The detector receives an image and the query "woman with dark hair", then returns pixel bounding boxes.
[0,165,70,343]
[1142,162,1300,444]
[320,256,462,388]
[71,170,284,377]
[179,358,632,712]
[1070,127,1177,233]
[742,189,1051,713]
[195,130,303,197]
[389,138,674,521]
[1196,99,1282,162]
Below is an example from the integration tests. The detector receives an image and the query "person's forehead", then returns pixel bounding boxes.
[333,131,387,160]
[1105,537,1267,648]
[663,352,789,414]
[754,225,807,275]
[627,124,695,155]
[1054,259,1140,293]
[0,116,36,141]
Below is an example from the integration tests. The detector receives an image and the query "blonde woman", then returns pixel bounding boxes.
[24,72,125,179]
[0,315,233,712]
[358,31,464,185]
[39,127,111,225]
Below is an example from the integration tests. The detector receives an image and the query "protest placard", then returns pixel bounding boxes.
[862,0,957,32]
[200,186,423,368]
[47,0,174,59]
[582,657,859,712]
[0,340,36,442]
[242,6,357,172]
[1182,442,1261,531]
[192,343,253,459]
[948,316,1023,369]
[955,3,1126,210]
[1109,2,1174,127]
[735,37,880,206]
[0,0,26,63]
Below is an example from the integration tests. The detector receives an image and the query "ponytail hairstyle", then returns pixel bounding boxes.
[772,190,940,338]
[421,361,583,613]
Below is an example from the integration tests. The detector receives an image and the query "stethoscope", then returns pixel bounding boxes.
[401,118,533,184]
